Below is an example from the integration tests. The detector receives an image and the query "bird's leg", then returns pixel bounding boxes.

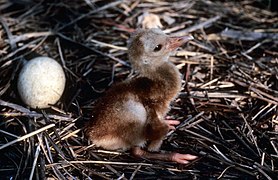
[131,147,198,164]
[145,108,169,151]
[147,139,163,152]
[147,119,180,151]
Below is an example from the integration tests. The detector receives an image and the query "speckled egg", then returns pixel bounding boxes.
[17,57,66,109]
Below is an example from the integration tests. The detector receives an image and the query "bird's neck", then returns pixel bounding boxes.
[140,62,182,95]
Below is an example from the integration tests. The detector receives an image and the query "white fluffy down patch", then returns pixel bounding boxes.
[93,136,146,151]
[124,99,147,123]
[93,137,129,151]
[93,97,148,150]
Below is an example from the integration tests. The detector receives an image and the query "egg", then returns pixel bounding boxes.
[17,57,66,109]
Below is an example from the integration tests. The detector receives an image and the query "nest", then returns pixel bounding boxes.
[0,0,277,179]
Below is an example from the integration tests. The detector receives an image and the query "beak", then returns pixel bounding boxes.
[167,35,193,50]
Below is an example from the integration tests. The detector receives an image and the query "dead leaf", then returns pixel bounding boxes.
[138,12,163,29]
[162,14,175,25]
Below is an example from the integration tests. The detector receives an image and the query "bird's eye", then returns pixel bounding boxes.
[153,44,162,52]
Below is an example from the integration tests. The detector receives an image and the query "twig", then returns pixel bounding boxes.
[0,124,55,150]
[47,160,152,166]
[129,165,141,180]
[0,17,16,50]
[29,145,41,180]
[91,39,127,51]
[173,15,221,36]
[57,33,130,67]
[57,0,124,31]
[221,29,278,41]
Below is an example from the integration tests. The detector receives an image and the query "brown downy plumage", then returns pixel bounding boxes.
[85,28,197,164]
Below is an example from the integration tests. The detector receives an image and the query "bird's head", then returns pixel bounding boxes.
[128,28,193,72]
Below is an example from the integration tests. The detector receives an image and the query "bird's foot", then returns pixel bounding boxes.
[170,153,198,164]
[131,147,198,164]
[165,117,180,130]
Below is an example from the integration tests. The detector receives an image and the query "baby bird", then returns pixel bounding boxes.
[85,28,197,164]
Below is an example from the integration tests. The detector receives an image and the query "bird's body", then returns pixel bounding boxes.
[86,62,180,151]
[85,29,197,164]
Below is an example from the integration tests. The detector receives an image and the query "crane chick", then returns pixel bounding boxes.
[85,28,197,164]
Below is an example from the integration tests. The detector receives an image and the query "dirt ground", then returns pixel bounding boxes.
[0,0,277,179]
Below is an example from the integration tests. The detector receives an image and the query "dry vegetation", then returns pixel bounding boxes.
[0,0,277,179]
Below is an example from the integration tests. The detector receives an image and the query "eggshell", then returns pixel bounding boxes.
[17,57,66,108]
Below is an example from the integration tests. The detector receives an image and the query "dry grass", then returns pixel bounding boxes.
[0,0,277,179]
